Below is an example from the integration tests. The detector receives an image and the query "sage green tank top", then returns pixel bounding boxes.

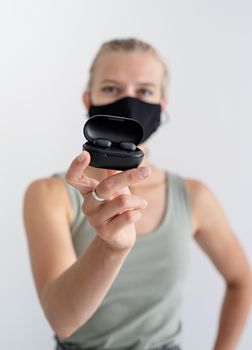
[53,171,193,349]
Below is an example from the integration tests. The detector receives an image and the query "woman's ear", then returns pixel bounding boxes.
[161,96,167,112]
[83,90,91,109]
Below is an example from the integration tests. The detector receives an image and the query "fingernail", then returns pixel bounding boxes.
[139,167,150,177]
[78,151,86,163]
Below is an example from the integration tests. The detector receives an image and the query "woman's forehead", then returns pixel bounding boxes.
[93,51,164,84]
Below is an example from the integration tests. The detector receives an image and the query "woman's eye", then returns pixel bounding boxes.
[138,89,153,97]
[101,86,119,94]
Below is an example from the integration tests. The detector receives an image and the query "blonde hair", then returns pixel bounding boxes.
[87,38,170,97]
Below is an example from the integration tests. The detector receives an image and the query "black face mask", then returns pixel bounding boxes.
[88,96,162,143]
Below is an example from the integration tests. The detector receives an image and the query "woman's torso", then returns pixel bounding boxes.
[52,167,194,349]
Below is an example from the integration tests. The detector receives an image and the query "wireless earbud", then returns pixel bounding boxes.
[119,141,136,151]
[93,138,112,148]
[93,139,136,151]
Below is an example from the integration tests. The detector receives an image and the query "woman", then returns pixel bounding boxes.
[23,38,252,350]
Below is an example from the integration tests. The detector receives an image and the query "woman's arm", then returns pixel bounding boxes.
[23,154,150,338]
[186,179,252,350]
[23,178,131,338]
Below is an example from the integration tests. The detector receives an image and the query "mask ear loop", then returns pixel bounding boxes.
[160,111,170,124]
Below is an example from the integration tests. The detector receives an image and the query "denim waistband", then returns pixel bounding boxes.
[55,336,180,350]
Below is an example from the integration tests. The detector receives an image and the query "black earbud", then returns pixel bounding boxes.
[93,138,112,148]
[93,139,136,152]
[119,141,136,151]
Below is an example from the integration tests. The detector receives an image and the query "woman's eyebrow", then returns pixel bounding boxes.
[99,80,157,87]
[100,79,121,84]
[136,82,157,87]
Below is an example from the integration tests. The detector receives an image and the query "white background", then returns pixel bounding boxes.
[0,1,251,349]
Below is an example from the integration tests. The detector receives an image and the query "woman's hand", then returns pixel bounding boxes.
[65,151,151,251]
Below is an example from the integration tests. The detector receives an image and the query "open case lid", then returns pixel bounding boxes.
[83,115,144,145]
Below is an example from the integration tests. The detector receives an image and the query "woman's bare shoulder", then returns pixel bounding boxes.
[183,176,233,238]
[25,176,66,195]
[24,176,73,226]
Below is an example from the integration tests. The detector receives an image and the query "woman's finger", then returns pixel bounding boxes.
[65,151,98,195]
[105,209,142,236]
[87,194,148,225]
[94,166,151,201]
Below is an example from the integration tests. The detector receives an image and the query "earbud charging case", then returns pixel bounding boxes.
[82,115,144,170]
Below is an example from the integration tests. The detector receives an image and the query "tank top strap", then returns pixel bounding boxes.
[167,171,193,235]
[52,172,84,234]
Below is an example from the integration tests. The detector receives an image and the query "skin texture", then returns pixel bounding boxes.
[23,51,252,348]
